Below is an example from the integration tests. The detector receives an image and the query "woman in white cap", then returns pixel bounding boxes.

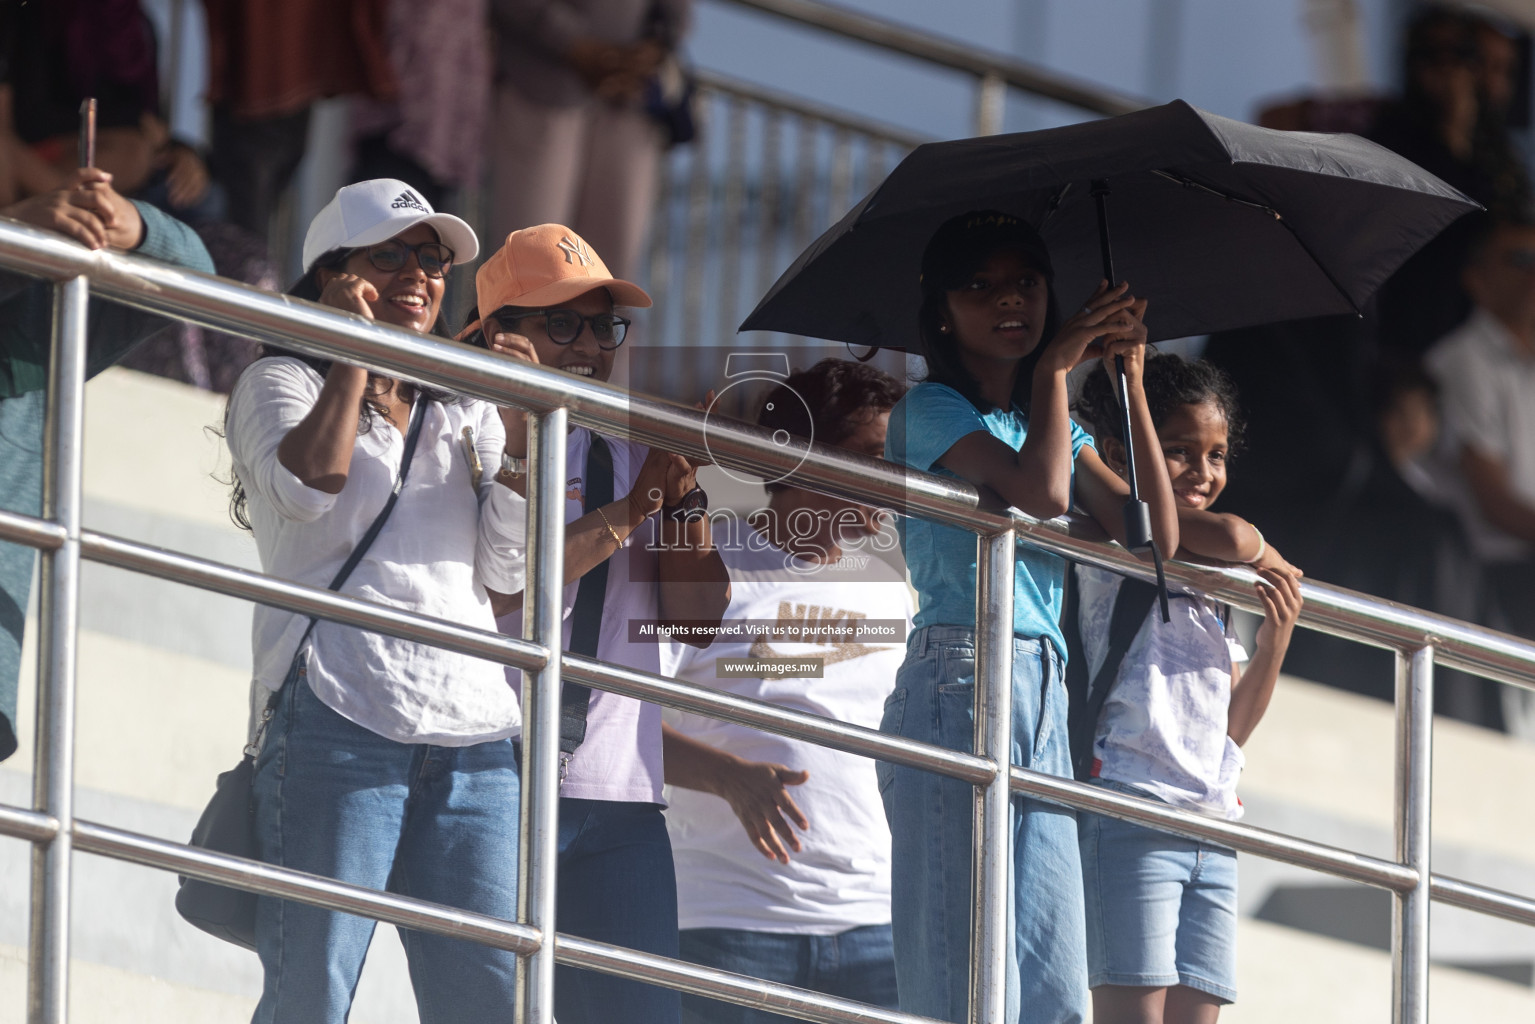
[224,179,528,1023]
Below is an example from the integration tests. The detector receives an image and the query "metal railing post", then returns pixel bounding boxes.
[519,408,568,1024]
[28,276,88,1024]
[970,530,1014,1023]
[973,73,1007,137]
[1392,644,1434,1024]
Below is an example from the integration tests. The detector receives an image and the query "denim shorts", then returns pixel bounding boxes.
[1078,780,1238,1003]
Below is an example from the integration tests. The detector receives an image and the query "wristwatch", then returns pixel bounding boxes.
[663,485,709,523]
[497,451,528,482]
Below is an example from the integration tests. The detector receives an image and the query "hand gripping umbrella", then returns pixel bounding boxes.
[741,99,1480,560]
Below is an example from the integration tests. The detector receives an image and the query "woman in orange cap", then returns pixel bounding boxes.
[467,222,730,1024]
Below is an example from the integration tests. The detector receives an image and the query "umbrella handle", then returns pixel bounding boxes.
[1095,181,1153,552]
[1114,353,1153,551]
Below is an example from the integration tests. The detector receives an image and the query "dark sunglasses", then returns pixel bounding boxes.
[362,239,454,278]
[491,308,631,350]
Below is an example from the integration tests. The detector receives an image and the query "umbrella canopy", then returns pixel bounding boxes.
[741,100,1481,349]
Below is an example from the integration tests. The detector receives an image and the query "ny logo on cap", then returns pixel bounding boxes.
[391,190,428,213]
[557,235,594,266]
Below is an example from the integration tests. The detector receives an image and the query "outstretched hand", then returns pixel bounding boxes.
[714,757,811,863]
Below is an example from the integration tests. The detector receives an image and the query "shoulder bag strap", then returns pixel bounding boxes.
[1070,576,1159,780]
[254,398,429,741]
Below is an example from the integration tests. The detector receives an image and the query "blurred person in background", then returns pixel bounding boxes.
[487,0,693,280]
[661,358,910,1024]
[349,0,491,213]
[201,0,395,243]
[1426,215,1535,738]
[1369,4,1532,357]
[0,168,213,764]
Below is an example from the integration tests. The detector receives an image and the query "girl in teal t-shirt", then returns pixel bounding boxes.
[878,210,1178,1024]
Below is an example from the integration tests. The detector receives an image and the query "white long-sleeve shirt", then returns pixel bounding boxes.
[227,357,526,745]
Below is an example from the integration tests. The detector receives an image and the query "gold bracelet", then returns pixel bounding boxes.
[595,506,623,548]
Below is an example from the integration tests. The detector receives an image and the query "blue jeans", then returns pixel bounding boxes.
[877,626,1087,1024]
[1079,781,1238,1002]
[677,924,898,1024]
[556,798,682,1024]
[251,657,521,1024]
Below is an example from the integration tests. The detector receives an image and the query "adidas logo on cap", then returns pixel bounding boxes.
[391,190,428,213]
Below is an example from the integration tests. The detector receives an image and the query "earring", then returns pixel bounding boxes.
[939,324,950,333]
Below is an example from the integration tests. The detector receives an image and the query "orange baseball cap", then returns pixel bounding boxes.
[474,225,652,325]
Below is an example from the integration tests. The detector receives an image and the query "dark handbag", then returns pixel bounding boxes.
[175,399,427,949]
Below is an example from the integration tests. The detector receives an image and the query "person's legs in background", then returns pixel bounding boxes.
[555,798,682,1024]
[209,106,312,243]
[487,87,584,246]
[569,102,664,282]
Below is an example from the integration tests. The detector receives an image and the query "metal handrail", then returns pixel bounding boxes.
[713,0,1151,118]
[2,218,1532,685]
[1,220,1527,1024]
[694,68,932,149]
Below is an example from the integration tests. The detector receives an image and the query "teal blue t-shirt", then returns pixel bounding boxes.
[886,382,1095,652]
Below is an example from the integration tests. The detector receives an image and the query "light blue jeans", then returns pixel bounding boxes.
[677,923,898,1024]
[877,625,1087,1024]
[1078,780,1238,1003]
[250,655,522,1024]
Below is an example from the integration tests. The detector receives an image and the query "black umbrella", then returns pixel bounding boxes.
[741,99,1480,555]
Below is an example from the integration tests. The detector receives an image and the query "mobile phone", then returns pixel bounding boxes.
[78,98,97,169]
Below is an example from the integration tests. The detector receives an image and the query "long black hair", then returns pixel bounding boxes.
[915,211,1060,415]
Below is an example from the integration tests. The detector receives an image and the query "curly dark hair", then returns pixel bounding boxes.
[757,358,907,493]
[1075,352,1246,456]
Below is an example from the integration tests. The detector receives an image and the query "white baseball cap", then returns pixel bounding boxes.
[301,178,480,272]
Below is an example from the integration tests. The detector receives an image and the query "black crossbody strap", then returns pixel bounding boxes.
[291,399,428,660]
[1069,575,1158,781]
[561,433,615,759]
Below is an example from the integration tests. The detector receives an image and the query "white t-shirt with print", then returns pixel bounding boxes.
[499,426,666,803]
[662,529,912,933]
[1077,565,1249,820]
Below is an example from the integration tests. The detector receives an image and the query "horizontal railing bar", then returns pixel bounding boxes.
[1008,766,1420,893]
[696,68,931,148]
[1430,874,1535,928]
[0,805,941,1024]
[0,805,59,844]
[0,219,1004,537]
[715,0,1149,116]
[0,509,67,551]
[1,228,1532,691]
[0,218,1530,685]
[565,653,995,783]
[1019,516,1535,692]
[77,529,549,672]
[556,932,947,1024]
[62,817,542,954]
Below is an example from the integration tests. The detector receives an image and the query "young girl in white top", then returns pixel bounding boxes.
[1072,352,1303,1024]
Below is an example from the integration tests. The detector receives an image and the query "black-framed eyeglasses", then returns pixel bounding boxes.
[492,307,631,349]
[362,239,455,278]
